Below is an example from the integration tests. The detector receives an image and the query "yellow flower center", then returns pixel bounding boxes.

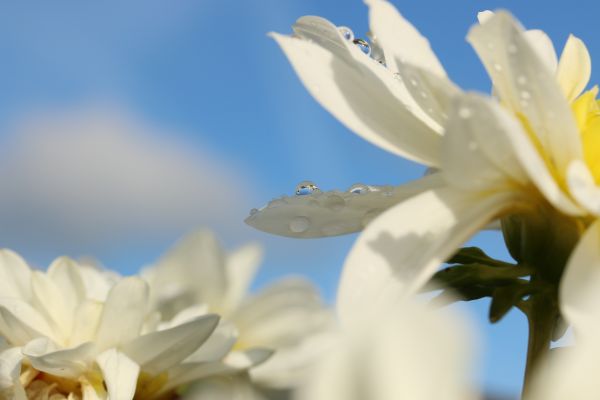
[573,86,600,184]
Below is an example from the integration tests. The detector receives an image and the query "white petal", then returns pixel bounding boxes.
[47,257,86,309]
[183,375,267,400]
[477,11,494,24]
[148,230,227,312]
[96,349,139,400]
[567,159,600,215]
[442,92,528,190]
[30,271,73,342]
[70,300,103,346]
[222,244,263,314]
[121,314,219,375]
[161,362,236,395]
[0,298,53,345]
[0,347,23,390]
[232,278,331,349]
[559,220,600,335]
[184,321,238,363]
[23,338,95,378]
[557,35,592,102]
[524,29,558,72]
[95,277,148,350]
[297,301,477,400]
[468,11,582,175]
[245,175,442,238]
[0,250,31,301]
[271,23,442,166]
[337,186,518,325]
[366,0,446,77]
[224,348,273,370]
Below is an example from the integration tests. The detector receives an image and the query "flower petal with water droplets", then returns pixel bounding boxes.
[557,34,592,102]
[271,17,442,166]
[468,11,582,176]
[567,160,600,216]
[366,0,446,77]
[246,175,443,238]
[337,186,520,326]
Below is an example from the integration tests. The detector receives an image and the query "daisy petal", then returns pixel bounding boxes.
[559,220,600,335]
[223,244,263,314]
[468,11,582,175]
[271,20,442,166]
[567,160,600,215]
[184,321,238,363]
[245,175,443,238]
[0,298,53,344]
[0,249,31,301]
[23,338,95,378]
[366,0,446,76]
[96,349,139,400]
[96,277,149,350]
[0,347,23,391]
[337,186,518,325]
[121,314,219,375]
[47,257,86,308]
[557,34,592,102]
[523,29,558,73]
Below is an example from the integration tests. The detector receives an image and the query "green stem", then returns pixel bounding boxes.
[521,289,556,398]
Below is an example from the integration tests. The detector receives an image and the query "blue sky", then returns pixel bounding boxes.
[0,0,598,397]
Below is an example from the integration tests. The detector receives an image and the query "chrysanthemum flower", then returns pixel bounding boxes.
[247,0,600,330]
[0,249,255,400]
[141,231,333,397]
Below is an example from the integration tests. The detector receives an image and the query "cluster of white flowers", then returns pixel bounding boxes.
[0,231,332,400]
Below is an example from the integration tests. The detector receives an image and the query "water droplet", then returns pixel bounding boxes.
[517,75,527,85]
[393,72,403,81]
[493,63,503,72]
[362,209,382,227]
[420,91,428,99]
[268,198,286,208]
[410,78,418,87]
[323,194,345,211]
[458,107,472,119]
[250,208,258,216]
[508,43,518,54]
[468,141,478,151]
[289,216,310,233]
[337,26,354,41]
[520,90,531,100]
[353,38,371,56]
[348,183,370,195]
[295,181,320,196]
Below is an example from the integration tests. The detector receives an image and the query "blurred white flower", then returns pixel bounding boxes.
[142,231,334,397]
[295,299,478,400]
[248,0,600,328]
[0,249,252,400]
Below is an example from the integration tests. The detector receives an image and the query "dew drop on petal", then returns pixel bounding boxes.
[520,90,531,100]
[353,38,371,56]
[323,194,345,211]
[493,63,503,72]
[348,183,370,195]
[295,181,320,196]
[250,208,258,216]
[337,26,354,41]
[409,78,418,87]
[468,141,478,151]
[289,216,310,233]
[517,75,527,85]
[420,91,428,99]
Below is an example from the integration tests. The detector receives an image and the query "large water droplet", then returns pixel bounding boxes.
[458,107,472,119]
[295,181,320,196]
[493,63,503,72]
[338,26,354,41]
[348,183,370,195]
[289,216,310,233]
[353,38,371,56]
[323,194,345,211]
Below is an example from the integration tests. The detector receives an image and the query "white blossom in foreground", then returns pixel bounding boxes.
[248,0,600,328]
[295,297,478,400]
[142,231,333,398]
[0,249,259,400]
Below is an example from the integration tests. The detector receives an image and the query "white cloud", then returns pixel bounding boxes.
[0,107,256,257]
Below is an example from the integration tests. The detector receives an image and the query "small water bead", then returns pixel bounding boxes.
[493,63,503,72]
[409,78,418,87]
[520,90,531,100]
[468,141,478,151]
[353,38,372,56]
[295,181,320,196]
[348,183,370,195]
[289,216,310,233]
[338,26,354,41]
[517,75,527,85]
[458,107,472,119]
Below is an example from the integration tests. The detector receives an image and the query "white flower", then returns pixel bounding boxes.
[295,298,478,400]
[248,0,600,329]
[142,230,333,394]
[0,249,239,400]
